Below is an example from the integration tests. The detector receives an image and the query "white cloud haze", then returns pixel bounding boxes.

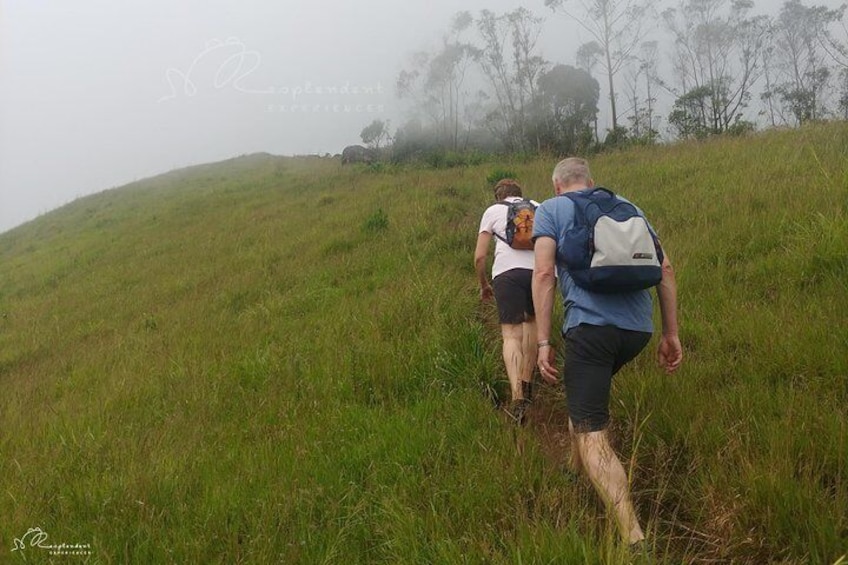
[0,0,534,232]
[0,0,835,233]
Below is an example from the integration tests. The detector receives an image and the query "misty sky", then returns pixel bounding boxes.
[0,0,826,233]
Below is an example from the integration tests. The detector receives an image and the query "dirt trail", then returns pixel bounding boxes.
[522,384,573,469]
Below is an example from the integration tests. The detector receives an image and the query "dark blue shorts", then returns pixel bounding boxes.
[562,324,651,432]
[492,268,535,324]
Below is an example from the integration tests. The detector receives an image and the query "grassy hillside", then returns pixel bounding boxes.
[1,125,846,564]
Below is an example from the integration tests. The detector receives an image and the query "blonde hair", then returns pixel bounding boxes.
[493,178,523,200]
[552,157,591,187]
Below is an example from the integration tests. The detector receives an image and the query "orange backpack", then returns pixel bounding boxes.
[494,199,537,250]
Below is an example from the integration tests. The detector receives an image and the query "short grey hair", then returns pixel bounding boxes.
[552,157,591,187]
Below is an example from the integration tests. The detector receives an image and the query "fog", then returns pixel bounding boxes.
[0,0,534,233]
[0,0,830,233]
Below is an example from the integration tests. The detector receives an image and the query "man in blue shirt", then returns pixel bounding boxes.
[532,157,683,547]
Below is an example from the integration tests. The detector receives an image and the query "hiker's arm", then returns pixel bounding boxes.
[474,231,493,302]
[533,236,558,383]
[656,253,683,374]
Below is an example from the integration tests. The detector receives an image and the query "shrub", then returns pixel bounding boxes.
[362,208,389,233]
[486,169,519,186]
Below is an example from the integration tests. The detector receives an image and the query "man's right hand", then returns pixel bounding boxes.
[480,285,494,302]
[537,345,558,384]
[658,334,683,374]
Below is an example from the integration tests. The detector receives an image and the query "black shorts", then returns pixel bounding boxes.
[562,324,651,432]
[491,268,535,325]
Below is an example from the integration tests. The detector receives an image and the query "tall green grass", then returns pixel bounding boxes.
[1,126,846,563]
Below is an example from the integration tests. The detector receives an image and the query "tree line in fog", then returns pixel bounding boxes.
[357,0,848,162]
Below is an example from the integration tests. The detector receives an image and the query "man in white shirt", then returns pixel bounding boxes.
[474,179,538,424]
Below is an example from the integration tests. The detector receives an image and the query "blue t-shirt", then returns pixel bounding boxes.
[533,191,655,334]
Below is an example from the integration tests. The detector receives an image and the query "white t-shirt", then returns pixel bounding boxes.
[478,196,537,278]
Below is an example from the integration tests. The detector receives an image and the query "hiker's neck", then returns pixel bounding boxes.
[556,181,593,195]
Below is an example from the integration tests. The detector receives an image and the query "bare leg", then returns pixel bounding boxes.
[520,318,537,389]
[501,323,524,401]
[573,429,645,544]
[568,419,583,474]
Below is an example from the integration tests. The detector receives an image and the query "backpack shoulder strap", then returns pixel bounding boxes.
[561,191,590,226]
[491,200,512,244]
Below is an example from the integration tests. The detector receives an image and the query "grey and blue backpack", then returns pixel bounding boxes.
[560,187,663,293]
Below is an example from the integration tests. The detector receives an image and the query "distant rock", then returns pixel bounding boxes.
[341,145,375,165]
